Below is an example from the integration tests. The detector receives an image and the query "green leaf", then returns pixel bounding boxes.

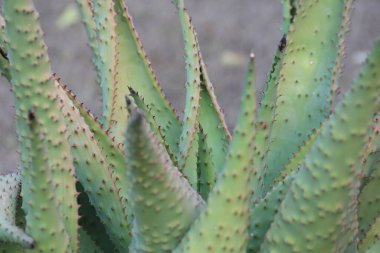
[77,0,182,146]
[261,38,380,253]
[197,128,216,200]
[125,111,204,253]
[281,0,298,34]
[0,243,23,253]
[358,161,380,241]
[76,0,100,78]
[366,239,380,253]
[57,81,130,209]
[330,0,354,110]
[78,228,103,253]
[263,0,351,194]
[198,60,231,172]
[277,128,320,183]
[253,38,285,199]
[56,82,131,252]
[248,170,297,253]
[0,172,33,248]
[0,15,9,80]
[77,183,117,253]
[129,88,180,168]
[91,0,121,133]
[3,1,79,250]
[359,215,380,253]
[173,54,256,253]
[174,0,202,187]
[24,112,71,253]
[112,0,182,152]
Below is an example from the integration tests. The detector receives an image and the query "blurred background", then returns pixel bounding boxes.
[0,0,380,174]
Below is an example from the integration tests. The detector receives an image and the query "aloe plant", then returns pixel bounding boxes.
[0,0,379,252]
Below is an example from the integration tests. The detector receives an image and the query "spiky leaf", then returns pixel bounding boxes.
[0,172,33,248]
[359,161,380,240]
[2,0,79,250]
[56,82,131,252]
[359,216,380,253]
[198,57,231,172]
[125,112,204,253]
[57,81,130,208]
[173,54,256,253]
[78,228,103,253]
[248,171,297,253]
[174,0,202,187]
[24,112,71,253]
[197,128,216,200]
[262,0,351,194]
[77,182,117,253]
[261,38,380,253]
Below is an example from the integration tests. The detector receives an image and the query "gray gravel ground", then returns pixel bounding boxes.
[1,0,380,174]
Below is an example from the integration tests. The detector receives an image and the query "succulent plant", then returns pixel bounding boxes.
[0,0,379,252]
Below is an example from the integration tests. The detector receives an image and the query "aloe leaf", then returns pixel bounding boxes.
[78,228,103,253]
[366,239,380,253]
[262,0,351,194]
[91,0,125,136]
[82,0,131,144]
[24,112,71,253]
[113,0,182,151]
[77,0,182,147]
[253,0,300,194]
[343,113,380,253]
[331,0,354,110]
[182,133,199,188]
[173,54,256,253]
[251,129,320,251]
[125,111,204,253]
[198,64,231,172]
[248,170,297,253]
[0,15,9,80]
[0,50,9,80]
[253,37,286,198]
[55,82,131,252]
[129,89,164,143]
[197,128,216,200]
[253,0,301,192]
[0,172,33,248]
[173,0,202,187]
[359,113,380,179]
[355,113,380,241]
[281,0,298,34]
[174,0,231,177]
[101,0,129,143]
[2,1,79,250]
[261,38,380,253]
[276,128,320,183]
[0,243,23,253]
[358,161,380,241]
[359,215,380,253]
[174,0,231,173]
[76,0,100,78]
[197,48,231,170]
[77,182,117,253]
[0,51,9,80]
[129,88,179,167]
[57,81,130,201]
[0,14,7,49]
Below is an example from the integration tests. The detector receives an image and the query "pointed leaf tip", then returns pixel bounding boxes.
[128,110,144,129]
[125,105,204,252]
